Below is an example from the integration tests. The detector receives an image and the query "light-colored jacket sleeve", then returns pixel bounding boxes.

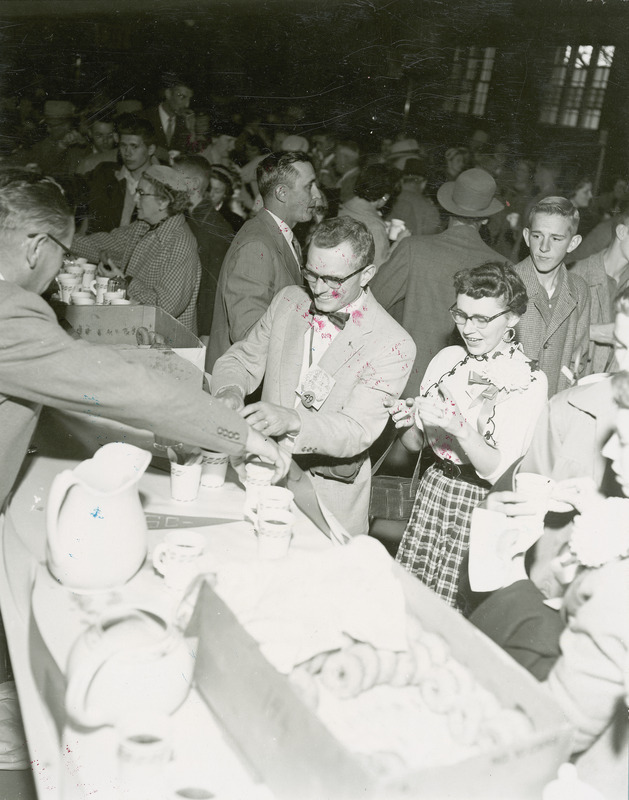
[0,287,248,454]
[544,559,629,754]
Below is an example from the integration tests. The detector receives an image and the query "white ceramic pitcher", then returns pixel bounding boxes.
[65,606,195,727]
[46,443,151,591]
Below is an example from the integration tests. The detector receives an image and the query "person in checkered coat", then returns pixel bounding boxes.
[388,262,548,609]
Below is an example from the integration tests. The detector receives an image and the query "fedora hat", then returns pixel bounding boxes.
[43,100,75,120]
[437,168,503,217]
[388,138,421,159]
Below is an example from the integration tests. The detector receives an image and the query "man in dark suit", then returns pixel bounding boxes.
[141,75,194,162]
[206,151,322,371]
[371,168,506,396]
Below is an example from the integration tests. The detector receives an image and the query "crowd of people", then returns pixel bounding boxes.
[1,72,628,796]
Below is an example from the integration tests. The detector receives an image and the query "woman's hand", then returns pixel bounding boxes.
[97,251,124,279]
[551,477,602,514]
[416,386,467,438]
[384,396,416,429]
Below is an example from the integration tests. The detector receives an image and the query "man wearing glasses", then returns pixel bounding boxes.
[211,217,415,537]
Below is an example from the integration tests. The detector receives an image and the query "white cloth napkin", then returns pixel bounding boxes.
[213,536,408,672]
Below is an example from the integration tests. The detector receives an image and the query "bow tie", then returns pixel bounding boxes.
[309,302,350,330]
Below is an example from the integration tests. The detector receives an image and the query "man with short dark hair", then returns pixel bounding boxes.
[371,167,506,396]
[82,115,159,233]
[206,151,322,371]
[211,217,415,536]
[74,117,118,175]
[141,75,194,162]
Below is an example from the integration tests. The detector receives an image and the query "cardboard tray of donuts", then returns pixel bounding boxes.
[191,565,573,800]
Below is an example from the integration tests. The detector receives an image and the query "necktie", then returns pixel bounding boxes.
[308,301,350,330]
[166,116,175,146]
[291,236,302,266]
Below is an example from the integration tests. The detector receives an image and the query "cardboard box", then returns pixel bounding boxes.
[61,305,205,388]
[191,566,573,800]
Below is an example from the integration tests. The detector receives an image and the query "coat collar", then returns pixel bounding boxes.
[566,375,615,419]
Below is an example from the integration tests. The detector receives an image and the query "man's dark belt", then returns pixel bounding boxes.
[433,458,491,488]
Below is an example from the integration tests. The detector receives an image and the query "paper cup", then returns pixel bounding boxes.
[514,472,554,514]
[64,264,84,278]
[92,276,110,304]
[244,459,275,516]
[170,462,202,502]
[388,218,406,241]
[257,486,294,514]
[200,451,229,488]
[57,275,81,303]
[117,712,172,795]
[81,264,97,288]
[257,508,294,560]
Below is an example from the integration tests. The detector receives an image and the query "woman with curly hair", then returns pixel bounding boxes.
[388,261,548,608]
[72,164,201,331]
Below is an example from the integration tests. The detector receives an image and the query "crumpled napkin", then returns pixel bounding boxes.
[213,536,408,673]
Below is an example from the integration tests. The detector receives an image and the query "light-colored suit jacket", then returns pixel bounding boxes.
[211,286,416,535]
[0,281,249,510]
[206,209,301,371]
[515,257,591,396]
[570,252,629,375]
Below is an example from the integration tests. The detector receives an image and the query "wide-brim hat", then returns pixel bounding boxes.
[437,168,503,217]
[388,138,421,159]
[43,100,75,120]
[144,164,190,193]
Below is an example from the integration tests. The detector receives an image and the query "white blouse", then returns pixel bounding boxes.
[416,344,548,484]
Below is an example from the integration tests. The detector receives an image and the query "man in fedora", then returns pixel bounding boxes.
[15,100,87,176]
[371,167,506,396]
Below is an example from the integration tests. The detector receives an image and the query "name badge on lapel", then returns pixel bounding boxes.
[296,365,335,410]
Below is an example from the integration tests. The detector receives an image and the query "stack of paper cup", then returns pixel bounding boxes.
[244,459,275,518]
[92,275,110,304]
[57,274,81,303]
[170,462,202,502]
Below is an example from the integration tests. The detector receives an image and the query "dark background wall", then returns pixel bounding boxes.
[0,0,627,186]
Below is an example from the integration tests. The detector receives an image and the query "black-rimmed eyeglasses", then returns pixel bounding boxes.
[301,265,366,290]
[449,304,510,329]
[27,232,76,261]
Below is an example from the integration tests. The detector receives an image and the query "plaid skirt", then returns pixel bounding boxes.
[395,463,489,609]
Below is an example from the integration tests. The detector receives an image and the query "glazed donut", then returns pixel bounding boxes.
[421,661,465,713]
[289,666,319,710]
[390,649,417,687]
[478,708,535,750]
[347,643,380,692]
[320,650,365,699]
[375,649,398,685]
[448,691,484,746]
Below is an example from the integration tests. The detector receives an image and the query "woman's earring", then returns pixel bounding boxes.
[503,327,516,343]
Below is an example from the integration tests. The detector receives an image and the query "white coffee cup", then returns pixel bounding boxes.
[170,462,202,502]
[71,290,95,305]
[152,530,205,590]
[200,451,229,488]
[57,274,81,303]
[91,275,110,304]
[387,218,406,241]
[104,289,126,305]
[257,508,294,560]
